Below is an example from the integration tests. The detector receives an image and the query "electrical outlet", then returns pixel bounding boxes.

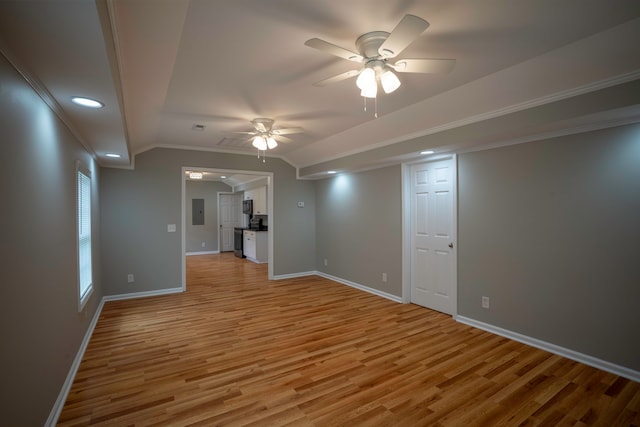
[127,274,134,284]
[324,258,328,266]
[382,273,388,283]
[482,296,490,309]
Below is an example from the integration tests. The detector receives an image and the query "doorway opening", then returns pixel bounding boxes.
[181,167,274,290]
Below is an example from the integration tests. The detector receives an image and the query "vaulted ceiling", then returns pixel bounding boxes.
[1,0,639,178]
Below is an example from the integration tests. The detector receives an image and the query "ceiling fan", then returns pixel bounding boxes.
[305,14,455,98]
[233,118,304,152]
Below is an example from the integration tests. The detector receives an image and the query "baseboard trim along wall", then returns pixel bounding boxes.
[186,250,220,256]
[45,298,105,427]
[456,315,640,383]
[272,271,317,280]
[103,287,184,302]
[315,272,403,304]
[272,271,403,304]
[46,287,184,426]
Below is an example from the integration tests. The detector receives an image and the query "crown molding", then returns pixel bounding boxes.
[0,43,97,161]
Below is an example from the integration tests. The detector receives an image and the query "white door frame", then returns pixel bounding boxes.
[181,167,274,291]
[401,155,458,317]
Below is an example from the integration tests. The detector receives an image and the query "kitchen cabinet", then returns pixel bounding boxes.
[244,186,267,215]
[243,230,267,263]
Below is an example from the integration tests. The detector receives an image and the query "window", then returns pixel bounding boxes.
[77,164,93,310]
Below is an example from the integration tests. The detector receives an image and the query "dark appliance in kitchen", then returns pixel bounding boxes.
[233,227,245,258]
[242,199,252,215]
[249,217,264,230]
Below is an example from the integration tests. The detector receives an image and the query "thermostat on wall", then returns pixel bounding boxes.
[297,201,304,208]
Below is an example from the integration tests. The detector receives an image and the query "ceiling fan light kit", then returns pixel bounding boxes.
[380,69,401,93]
[252,136,268,151]
[231,118,303,161]
[305,14,456,113]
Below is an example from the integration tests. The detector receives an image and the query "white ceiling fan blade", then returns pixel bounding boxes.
[274,135,293,143]
[230,131,256,135]
[312,69,360,87]
[392,58,456,74]
[378,14,429,59]
[305,38,363,63]
[272,127,304,135]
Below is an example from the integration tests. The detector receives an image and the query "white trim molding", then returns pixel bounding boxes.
[456,315,640,383]
[186,250,220,256]
[272,271,317,280]
[273,270,403,304]
[45,299,105,427]
[103,287,183,302]
[316,272,403,304]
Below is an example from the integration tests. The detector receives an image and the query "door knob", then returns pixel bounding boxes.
[448,242,454,248]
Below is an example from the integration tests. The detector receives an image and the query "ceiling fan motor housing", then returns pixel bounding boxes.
[251,118,275,131]
[355,31,391,59]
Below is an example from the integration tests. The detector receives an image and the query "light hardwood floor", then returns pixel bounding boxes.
[59,253,640,426]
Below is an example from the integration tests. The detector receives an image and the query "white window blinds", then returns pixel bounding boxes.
[77,168,92,308]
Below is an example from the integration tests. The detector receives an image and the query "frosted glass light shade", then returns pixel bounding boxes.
[356,68,376,90]
[380,70,401,93]
[252,136,267,150]
[266,137,278,149]
[360,84,377,98]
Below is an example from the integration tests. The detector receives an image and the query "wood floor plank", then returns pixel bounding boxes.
[58,253,640,426]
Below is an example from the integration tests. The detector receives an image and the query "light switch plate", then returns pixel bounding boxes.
[167,224,176,232]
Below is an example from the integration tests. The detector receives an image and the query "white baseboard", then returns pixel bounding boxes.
[456,315,640,383]
[272,271,317,280]
[46,286,184,425]
[45,298,106,426]
[186,250,219,256]
[272,270,403,304]
[103,287,184,302]
[315,271,403,303]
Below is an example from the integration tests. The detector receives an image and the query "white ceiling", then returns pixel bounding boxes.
[1,0,639,177]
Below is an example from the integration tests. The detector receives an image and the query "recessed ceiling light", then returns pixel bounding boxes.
[71,97,104,108]
[220,175,227,179]
[189,172,203,180]
[327,171,337,174]
[420,150,435,155]
[105,153,121,158]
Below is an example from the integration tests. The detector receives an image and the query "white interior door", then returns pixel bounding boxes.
[410,158,456,314]
[220,194,241,252]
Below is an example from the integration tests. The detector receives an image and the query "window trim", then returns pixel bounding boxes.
[76,161,93,312]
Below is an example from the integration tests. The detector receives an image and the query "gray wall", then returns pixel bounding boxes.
[458,123,640,371]
[315,165,403,296]
[185,180,232,253]
[236,176,269,192]
[100,148,316,295]
[0,54,102,425]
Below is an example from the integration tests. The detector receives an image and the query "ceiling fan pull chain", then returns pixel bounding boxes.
[363,96,367,112]
[375,97,378,118]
